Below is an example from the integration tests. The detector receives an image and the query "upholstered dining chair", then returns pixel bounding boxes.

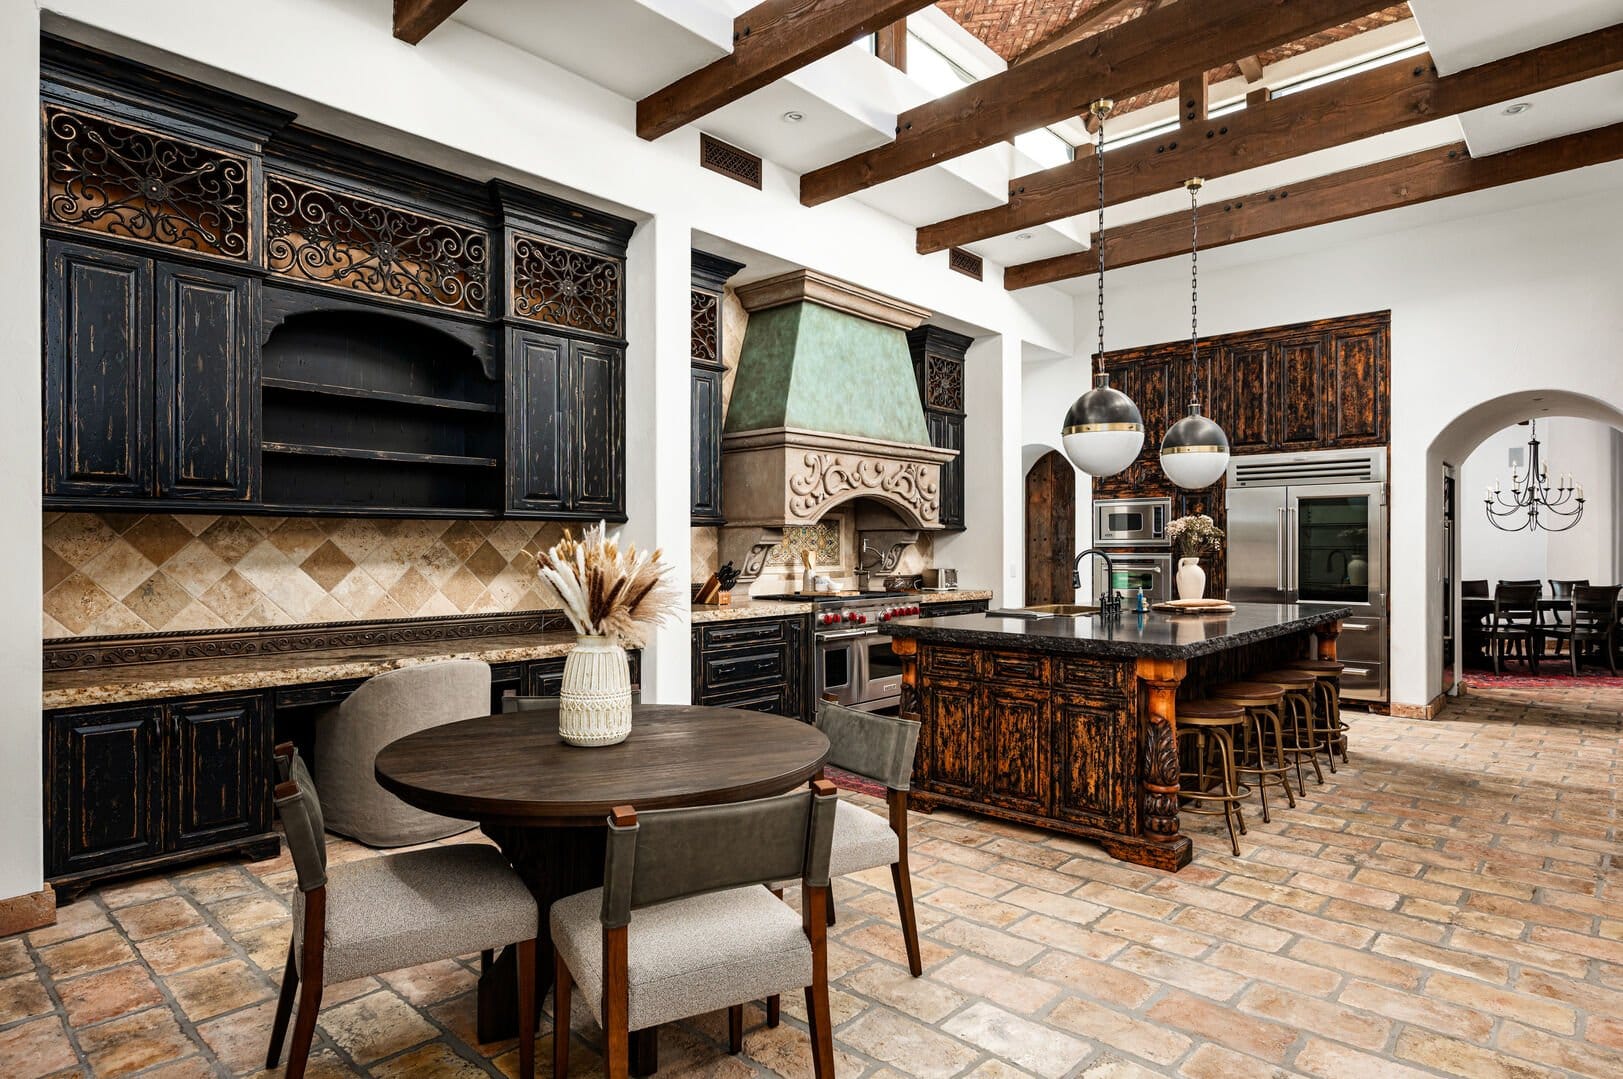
[550,782,839,1079]
[1544,585,1620,675]
[315,659,490,846]
[266,745,539,1079]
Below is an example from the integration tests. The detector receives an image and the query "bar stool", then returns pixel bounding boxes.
[1253,668,1326,794]
[1175,699,1250,856]
[1286,659,1347,768]
[1205,681,1295,823]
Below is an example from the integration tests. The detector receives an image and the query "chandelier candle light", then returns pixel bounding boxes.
[533,522,682,745]
[1160,178,1232,489]
[1484,419,1585,532]
[1062,99,1145,478]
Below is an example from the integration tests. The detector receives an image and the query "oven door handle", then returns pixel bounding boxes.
[818,628,876,641]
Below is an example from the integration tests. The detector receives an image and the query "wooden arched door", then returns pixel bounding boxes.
[1025,450,1076,605]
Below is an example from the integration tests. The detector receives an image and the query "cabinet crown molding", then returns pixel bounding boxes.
[735,269,930,330]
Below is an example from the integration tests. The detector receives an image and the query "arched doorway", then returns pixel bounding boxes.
[1025,449,1076,605]
[1426,390,1623,697]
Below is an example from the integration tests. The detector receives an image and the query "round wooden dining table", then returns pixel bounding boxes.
[374,703,829,1071]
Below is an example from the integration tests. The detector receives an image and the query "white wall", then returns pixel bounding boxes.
[1460,424,1550,585]
[1,5,42,902]
[1036,163,1623,709]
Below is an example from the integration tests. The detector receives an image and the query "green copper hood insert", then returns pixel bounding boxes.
[722,269,956,529]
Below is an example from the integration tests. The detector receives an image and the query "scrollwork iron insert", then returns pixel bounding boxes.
[510,234,622,337]
[691,290,719,363]
[925,355,964,413]
[44,106,251,260]
[266,174,488,314]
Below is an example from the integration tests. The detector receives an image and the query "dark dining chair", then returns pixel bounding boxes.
[1546,580,1591,656]
[1460,579,1492,662]
[1461,579,1490,598]
[1486,584,1544,674]
[266,746,539,1079]
[1543,585,1620,675]
[550,782,839,1079]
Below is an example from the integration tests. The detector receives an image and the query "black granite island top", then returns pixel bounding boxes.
[886,602,1352,661]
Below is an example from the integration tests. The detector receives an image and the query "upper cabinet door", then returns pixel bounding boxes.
[1274,332,1326,451]
[571,340,625,517]
[506,329,570,514]
[44,240,153,498]
[1216,341,1274,456]
[154,263,258,501]
[690,366,725,523]
[1322,324,1390,446]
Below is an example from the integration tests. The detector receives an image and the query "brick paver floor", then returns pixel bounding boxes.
[2,682,1619,1077]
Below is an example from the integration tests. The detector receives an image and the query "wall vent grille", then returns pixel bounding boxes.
[699,134,762,189]
[948,247,983,280]
[1230,450,1384,487]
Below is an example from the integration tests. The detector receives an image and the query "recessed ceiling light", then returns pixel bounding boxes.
[1016,232,1033,240]
[1502,102,1533,116]
[782,111,805,123]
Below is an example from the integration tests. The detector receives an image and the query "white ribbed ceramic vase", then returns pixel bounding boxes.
[558,636,633,747]
[1175,557,1207,601]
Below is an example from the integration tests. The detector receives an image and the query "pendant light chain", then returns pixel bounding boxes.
[1093,100,1111,358]
[1187,177,1203,404]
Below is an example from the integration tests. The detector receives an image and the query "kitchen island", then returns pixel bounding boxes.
[886,603,1349,871]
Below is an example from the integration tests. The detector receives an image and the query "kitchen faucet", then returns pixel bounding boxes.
[1073,548,1123,618]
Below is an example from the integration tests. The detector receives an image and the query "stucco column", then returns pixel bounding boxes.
[622,213,693,704]
[936,333,1022,606]
[0,6,45,919]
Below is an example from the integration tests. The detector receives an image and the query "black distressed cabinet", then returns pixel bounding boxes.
[45,240,258,503]
[506,329,625,517]
[908,325,971,531]
[691,615,811,722]
[45,695,269,883]
[690,250,744,524]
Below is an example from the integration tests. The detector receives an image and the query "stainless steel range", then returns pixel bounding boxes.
[757,593,927,714]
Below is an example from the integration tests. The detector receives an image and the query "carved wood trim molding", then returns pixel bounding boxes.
[43,609,567,671]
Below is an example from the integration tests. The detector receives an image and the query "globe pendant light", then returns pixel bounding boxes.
[1062,100,1144,478]
[1160,177,1231,489]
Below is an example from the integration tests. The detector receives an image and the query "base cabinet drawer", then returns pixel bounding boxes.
[691,615,808,721]
[702,685,791,717]
[702,646,788,693]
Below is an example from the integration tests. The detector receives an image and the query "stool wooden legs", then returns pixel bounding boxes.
[1177,724,1248,857]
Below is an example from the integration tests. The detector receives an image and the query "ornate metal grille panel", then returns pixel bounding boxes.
[691,290,719,364]
[510,234,622,337]
[925,355,964,412]
[948,247,983,280]
[43,106,251,260]
[699,133,762,189]
[266,174,488,314]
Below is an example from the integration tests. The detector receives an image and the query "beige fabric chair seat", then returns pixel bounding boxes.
[551,884,812,1032]
[829,800,900,878]
[295,843,537,985]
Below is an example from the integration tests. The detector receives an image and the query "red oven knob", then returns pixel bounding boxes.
[910,605,921,615]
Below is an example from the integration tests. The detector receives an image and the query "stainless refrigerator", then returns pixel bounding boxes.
[1225,449,1389,702]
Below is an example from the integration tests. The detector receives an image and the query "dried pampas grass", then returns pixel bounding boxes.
[534,521,683,642]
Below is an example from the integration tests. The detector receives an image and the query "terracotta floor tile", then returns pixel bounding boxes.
[378,958,479,1007]
[197,998,282,1073]
[110,896,203,941]
[318,989,440,1064]
[27,898,111,947]
[175,866,261,905]
[829,1009,980,1079]
[76,1005,197,1078]
[95,876,177,910]
[55,962,163,1027]
[37,928,136,979]
[134,925,235,976]
[0,1015,80,1075]
[206,894,288,936]
[0,936,32,978]
[166,958,273,1022]
[0,971,56,1025]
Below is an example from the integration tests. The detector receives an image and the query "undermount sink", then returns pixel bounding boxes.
[1021,604,1100,616]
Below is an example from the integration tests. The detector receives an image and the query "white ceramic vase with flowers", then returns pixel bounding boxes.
[1164,514,1226,601]
[534,522,681,746]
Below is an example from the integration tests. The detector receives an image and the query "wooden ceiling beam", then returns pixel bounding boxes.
[637,0,934,140]
[800,0,1385,206]
[917,21,1623,253]
[393,0,469,45]
[1236,55,1266,83]
[1004,121,1623,288]
[1011,0,1143,67]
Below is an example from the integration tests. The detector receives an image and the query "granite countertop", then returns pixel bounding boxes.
[886,602,1352,661]
[690,589,994,624]
[43,630,587,710]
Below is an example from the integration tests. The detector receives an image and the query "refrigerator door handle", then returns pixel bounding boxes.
[1276,508,1287,591]
[1287,507,1298,594]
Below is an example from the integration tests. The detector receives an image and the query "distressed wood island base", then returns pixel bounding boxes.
[888,603,1349,871]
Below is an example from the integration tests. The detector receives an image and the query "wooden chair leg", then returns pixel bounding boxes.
[804,983,834,1078]
[728,1003,744,1054]
[265,943,298,1068]
[890,860,922,977]
[283,976,322,1079]
[515,939,535,1079]
[603,925,630,1079]
[552,950,572,1079]
[766,886,784,1027]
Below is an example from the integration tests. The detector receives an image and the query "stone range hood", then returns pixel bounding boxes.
[721,269,956,533]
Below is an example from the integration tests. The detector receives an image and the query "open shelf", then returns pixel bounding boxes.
[263,377,502,414]
[262,441,499,468]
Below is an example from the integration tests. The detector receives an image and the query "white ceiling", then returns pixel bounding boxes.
[1407,0,1622,75]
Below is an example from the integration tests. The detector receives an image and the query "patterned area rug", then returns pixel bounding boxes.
[825,765,886,798]
[1463,667,1623,690]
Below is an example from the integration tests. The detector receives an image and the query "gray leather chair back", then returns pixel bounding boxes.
[815,699,920,791]
[315,659,490,847]
[599,786,837,929]
[272,750,329,894]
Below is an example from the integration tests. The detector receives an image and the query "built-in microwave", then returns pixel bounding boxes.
[1093,498,1171,547]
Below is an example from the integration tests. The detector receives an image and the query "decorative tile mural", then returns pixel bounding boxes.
[767,522,841,566]
[42,513,564,638]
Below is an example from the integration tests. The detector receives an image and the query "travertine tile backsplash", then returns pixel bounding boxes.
[43,512,564,638]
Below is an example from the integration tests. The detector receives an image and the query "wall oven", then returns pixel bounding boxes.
[1093,498,1170,547]
[1093,552,1173,605]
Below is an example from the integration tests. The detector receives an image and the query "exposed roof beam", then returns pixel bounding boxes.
[637,0,935,140]
[393,0,468,45]
[799,0,1385,206]
[916,21,1623,253]
[1011,0,1143,66]
[1236,55,1266,82]
[1004,121,1623,287]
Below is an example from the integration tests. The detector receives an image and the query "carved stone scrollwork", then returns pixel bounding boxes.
[511,234,622,337]
[691,290,719,364]
[787,453,941,526]
[925,355,964,412]
[44,106,251,259]
[266,174,488,313]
